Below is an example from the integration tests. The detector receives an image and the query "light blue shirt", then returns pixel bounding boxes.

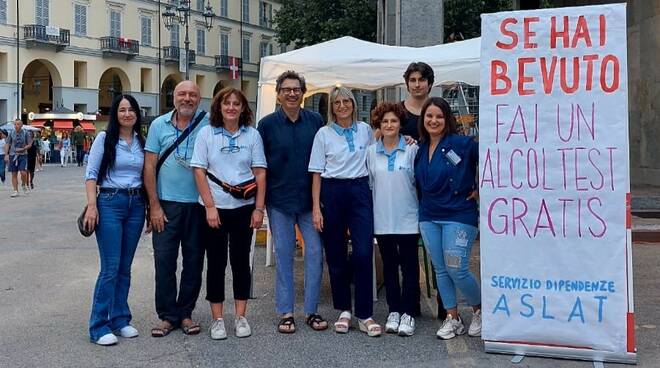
[190,125,267,209]
[366,136,419,234]
[145,109,209,203]
[85,131,144,189]
[308,121,374,179]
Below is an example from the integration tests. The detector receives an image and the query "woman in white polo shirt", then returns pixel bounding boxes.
[309,86,381,337]
[191,87,267,340]
[366,102,421,337]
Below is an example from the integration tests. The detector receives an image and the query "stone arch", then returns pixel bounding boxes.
[98,68,131,115]
[212,81,226,98]
[21,59,63,113]
[160,73,183,114]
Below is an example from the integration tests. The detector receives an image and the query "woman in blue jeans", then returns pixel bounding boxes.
[415,97,481,340]
[82,94,146,346]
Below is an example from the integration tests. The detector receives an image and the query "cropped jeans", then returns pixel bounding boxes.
[89,190,145,342]
[268,207,323,316]
[419,220,480,309]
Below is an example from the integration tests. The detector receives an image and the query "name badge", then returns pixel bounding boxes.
[445,149,462,165]
[175,155,191,169]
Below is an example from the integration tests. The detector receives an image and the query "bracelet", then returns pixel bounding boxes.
[254,207,265,214]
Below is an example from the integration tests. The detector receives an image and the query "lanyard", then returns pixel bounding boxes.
[173,113,192,160]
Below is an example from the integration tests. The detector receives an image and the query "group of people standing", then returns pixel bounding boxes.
[80,62,481,347]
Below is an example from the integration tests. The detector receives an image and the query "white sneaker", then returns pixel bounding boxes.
[22,185,29,195]
[398,314,415,336]
[117,325,139,338]
[468,310,482,337]
[210,318,227,340]
[10,190,18,198]
[95,333,118,346]
[436,315,465,340]
[385,312,400,333]
[235,316,251,338]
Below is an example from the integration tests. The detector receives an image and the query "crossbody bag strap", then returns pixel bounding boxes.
[155,110,206,176]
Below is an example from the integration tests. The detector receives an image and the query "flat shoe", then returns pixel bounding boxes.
[181,319,201,335]
[358,318,382,337]
[334,311,351,334]
[151,320,174,337]
[278,316,296,334]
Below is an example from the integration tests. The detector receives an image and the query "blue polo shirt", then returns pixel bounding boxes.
[145,109,209,203]
[257,107,324,215]
[415,134,479,226]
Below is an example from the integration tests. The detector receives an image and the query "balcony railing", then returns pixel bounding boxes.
[163,47,196,64]
[214,55,242,70]
[23,24,70,50]
[100,37,139,57]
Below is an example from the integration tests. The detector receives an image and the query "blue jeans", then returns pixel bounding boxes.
[268,207,323,315]
[0,154,5,182]
[419,220,480,309]
[89,190,145,341]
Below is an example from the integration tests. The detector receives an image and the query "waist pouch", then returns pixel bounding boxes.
[206,172,257,200]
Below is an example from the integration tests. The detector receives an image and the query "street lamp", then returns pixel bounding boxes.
[162,0,215,80]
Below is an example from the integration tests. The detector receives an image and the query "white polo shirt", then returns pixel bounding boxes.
[366,136,419,235]
[190,125,267,209]
[308,121,374,179]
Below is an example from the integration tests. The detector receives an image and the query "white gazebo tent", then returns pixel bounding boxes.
[256,36,481,121]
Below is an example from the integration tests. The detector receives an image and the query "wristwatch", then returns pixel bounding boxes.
[254,207,265,214]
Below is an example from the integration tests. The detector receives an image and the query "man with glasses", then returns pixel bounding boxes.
[143,80,209,337]
[257,71,328,333]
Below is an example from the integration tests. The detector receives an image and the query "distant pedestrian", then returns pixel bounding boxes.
[82,94,146,346]
[41,136,51,164]
[0,130,6,185]
[26,131,38,189]
[4,119,32,197]
[73,125,86,166]
[60,131,71,167]
[143,80,209,338]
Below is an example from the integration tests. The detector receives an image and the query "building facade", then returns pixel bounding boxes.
[0,0,284,123]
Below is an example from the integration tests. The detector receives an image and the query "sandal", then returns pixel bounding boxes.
[151,320,175,338]
[305,314,328,331]
[358,318,382,337]
[277,316,296,334]
[334,311,351,334]
[181,318,201,335]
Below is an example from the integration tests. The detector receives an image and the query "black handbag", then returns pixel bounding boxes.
[77,205,95,237]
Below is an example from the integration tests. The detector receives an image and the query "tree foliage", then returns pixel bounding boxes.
[443,0,512,41]
[273,0,377,49]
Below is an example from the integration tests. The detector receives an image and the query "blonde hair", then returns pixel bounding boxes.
[328,86,357,123]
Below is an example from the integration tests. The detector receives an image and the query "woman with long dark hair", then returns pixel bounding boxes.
[82,94,146,346]
[415,97,481,340]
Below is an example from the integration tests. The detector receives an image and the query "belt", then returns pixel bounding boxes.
[98,187,143,195]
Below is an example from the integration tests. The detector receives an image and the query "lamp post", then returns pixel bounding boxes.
[162,0,215,80]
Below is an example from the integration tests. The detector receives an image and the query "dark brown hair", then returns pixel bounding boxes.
[275,70,307,94]
[403,62,435,93]
[418,97,457,143]
[210,87,253,128]
[370,102,406,129]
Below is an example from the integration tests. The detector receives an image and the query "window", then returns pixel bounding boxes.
[242,0,249,22]
[259,41,270,59]
[35,0,49,26]
[110,9,121,38]
[0,0,6,24]
[74,4,87,36]
[219,0,228,17]
[259,1,272,27]
[220,33,229,56]
[196,28,206,55]
[196,0,205,11]
[141,16,152,46]
[242,37,250,62]
[280,44,287,54]
[170,24,179,47]
[268,43,273,56]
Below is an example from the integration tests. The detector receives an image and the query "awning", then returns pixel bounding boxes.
[80,122,96,132]
[30,120,46,128]
[53,121,73,130]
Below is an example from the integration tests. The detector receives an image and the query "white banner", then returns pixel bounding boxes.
[179,50,188,74]
[479,3,635,361]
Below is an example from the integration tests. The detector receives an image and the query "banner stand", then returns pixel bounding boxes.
[485,341,637,365]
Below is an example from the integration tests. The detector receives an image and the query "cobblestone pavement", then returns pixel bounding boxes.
[0,165,658,367]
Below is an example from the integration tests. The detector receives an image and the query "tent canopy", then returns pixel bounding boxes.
[256,36,481,120]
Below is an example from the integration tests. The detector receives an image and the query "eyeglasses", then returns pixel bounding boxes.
[279,87,302,95]
[333,100,352,107]
[220,145,241,153]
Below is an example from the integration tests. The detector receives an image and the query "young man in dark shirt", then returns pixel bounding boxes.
[400,62,435,140]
